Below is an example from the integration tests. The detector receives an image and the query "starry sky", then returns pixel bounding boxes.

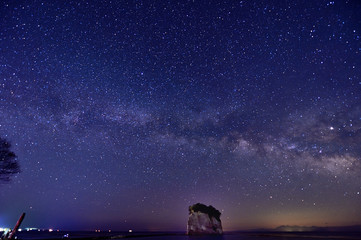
[0,0,361,232]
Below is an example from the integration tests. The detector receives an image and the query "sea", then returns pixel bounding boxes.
[8,231,361,240]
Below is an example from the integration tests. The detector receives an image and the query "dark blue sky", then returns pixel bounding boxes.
[0,0,360,231]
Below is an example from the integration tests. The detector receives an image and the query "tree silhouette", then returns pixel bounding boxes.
[189,203,221,221]
[0,137,20,182]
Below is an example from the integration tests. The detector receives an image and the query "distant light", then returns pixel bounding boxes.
[49,229,53,232]
[129,229,133,233]
[329,126,334,130]
[18,229,22,232]
[108,230,111,232]
[25,228,39,231]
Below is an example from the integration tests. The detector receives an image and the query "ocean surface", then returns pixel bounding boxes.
[8,231,361,240]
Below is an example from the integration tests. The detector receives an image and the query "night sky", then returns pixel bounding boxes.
[1,0,361,232]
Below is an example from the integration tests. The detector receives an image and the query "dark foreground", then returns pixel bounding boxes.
[6,231,361,240]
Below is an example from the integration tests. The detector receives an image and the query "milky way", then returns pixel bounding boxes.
[0,0,360,231]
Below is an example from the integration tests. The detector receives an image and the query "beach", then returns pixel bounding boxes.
[9,231,361,240]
